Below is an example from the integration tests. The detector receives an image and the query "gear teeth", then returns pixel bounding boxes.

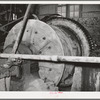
[41,14,99,55]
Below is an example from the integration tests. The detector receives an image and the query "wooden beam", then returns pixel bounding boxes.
[0,53,100,64]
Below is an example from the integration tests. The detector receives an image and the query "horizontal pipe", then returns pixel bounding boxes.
[0,53,99,64]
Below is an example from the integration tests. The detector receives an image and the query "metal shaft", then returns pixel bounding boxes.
[1,54,100,64]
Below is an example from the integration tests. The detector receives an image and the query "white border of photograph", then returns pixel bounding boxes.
[0,1,100,99]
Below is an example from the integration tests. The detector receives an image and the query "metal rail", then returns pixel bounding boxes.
[0,53,100,64]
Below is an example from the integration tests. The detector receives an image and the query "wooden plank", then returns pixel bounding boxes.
[1,54,100,64]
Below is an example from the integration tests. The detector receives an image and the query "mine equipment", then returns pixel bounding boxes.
[0,4,99,91]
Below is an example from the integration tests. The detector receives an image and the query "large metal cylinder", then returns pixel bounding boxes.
[0,16,98,91]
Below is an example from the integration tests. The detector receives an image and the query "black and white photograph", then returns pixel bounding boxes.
[0,0,100,98]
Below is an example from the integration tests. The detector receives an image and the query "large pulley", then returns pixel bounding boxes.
[3,19,68,90]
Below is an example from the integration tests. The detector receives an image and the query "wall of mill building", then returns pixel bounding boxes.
[38,4,100,46]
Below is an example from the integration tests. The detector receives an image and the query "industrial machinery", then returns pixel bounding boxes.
[0,4,99,91]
